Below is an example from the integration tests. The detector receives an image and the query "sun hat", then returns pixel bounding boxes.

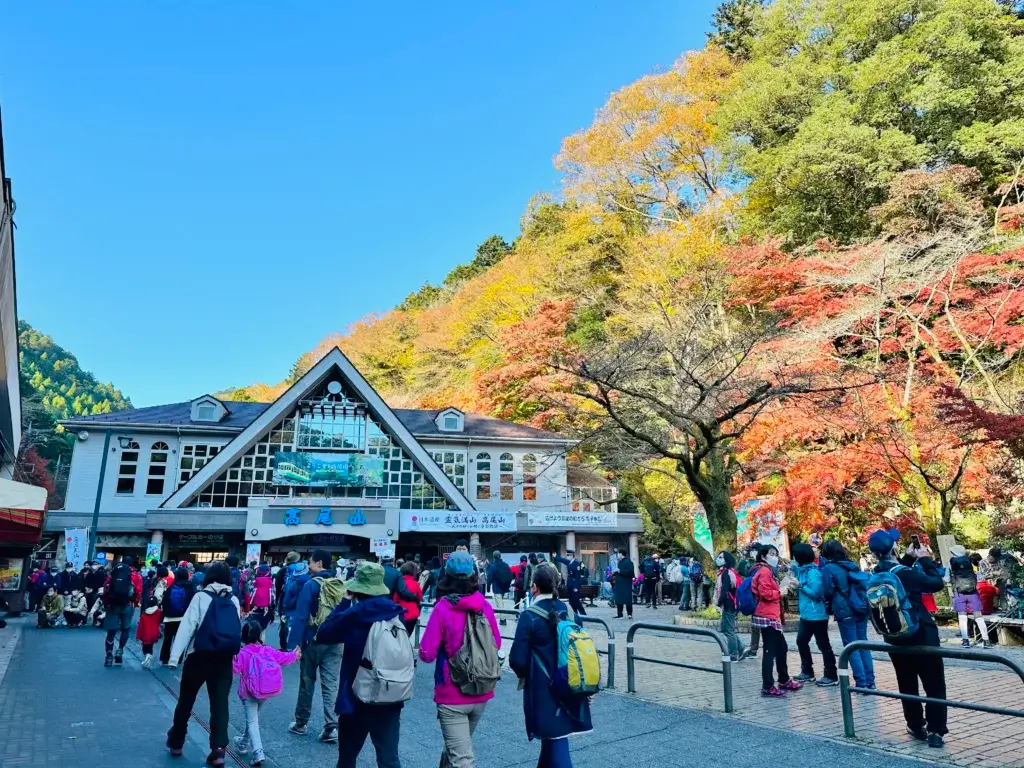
[285,551,301,565]
[446,550,475,577]
[949,544,967,558]
[346,562,389,597]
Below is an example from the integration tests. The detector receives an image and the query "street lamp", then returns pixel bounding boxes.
[87,431,133,559]
[117,436,134,450]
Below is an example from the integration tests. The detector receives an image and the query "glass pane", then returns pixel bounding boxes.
[476,486,489,500]
[523,486,537,501]
[500,486,513,500]
[116,478,135,494]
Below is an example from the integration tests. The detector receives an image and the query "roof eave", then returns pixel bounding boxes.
[60,420,245,435]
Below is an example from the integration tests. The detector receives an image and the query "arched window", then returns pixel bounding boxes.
[147,441,169,495]
[499,452,514,501]
[475,452,491,500]
[521,453,537,501]
[116,441,141,494]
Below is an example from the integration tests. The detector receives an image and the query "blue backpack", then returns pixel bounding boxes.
[689,560,704,582]
[166,584,190,617]
[736,570,759,616]
[194,593,242,655]
[845,570,870,616]
[866,565,918,639]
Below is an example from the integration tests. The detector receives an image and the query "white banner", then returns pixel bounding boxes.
[527,512,617,528]
[64,528,88,571]
[370,537,393,554]
[245,543,262,565]
[400,510,517,532]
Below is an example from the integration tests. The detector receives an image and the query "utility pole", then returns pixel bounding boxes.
[88,429,113,558]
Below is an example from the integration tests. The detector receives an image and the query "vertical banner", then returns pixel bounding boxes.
[245,542,262,565]
[64,528,88,571]
[145,542,162,566]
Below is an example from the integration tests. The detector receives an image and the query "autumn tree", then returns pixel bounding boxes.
[707,0,765,60]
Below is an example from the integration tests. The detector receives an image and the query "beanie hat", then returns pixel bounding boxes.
[445,550,475,577]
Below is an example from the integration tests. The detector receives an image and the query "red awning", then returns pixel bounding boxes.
[0,478,48,545]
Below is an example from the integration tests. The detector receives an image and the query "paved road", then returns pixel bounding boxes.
[0,618,943,768]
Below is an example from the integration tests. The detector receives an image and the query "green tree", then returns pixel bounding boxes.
[442,235,512,287]
[708,0,766,59]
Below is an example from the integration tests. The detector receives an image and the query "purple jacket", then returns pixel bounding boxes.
[418,591,501,705]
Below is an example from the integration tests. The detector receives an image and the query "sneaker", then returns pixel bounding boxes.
[250,749,266,767]
[794,672,816,683]
[961,639,971,648]
[927,732,944,748]
[780,679,803,691]
[113,650,123,665]
[205,747,226,767]
[739,648,757,660]
[233,736,249,755]
[142,654,152,669]
[816,677,839,687]
[104,654,113,668]
[983,641,995,649]
[166,732,184,758]
[761,686,787,697]
[906,725,928,742]
[318,726,338,743]
[288,722,307,736]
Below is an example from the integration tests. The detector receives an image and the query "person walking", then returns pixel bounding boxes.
[278,557,311,651]
[487,550,514,624]
[232,619,301,766]
[554,549,587,621]
[381,554,420,606]
[395,561,423,635]
[63,589,88,627]
[285,549,346,744]
[791,544,838,686]
[613,548,635,619]
[513,555,529,609]
[249,564,275,630]
[274,552,299,648]
[750,544,802,697]
[867,529,947,747]
[161,567,197,665]
[713,552,742,660]
[316,561,410,768]
[948,545,991,648]
[640,554,660,608]
[509,564,592,768]
[820,540,875,690]
[165,561,243,767]
[419,552,501,768]
[102,556,142,667]
[137,565,171,668]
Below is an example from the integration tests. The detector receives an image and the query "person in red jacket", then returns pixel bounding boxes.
[751,544,802,698]
[395,561,424,635]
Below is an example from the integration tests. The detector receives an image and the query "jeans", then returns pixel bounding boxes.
[294,642,343,729]
[437,702,487,768]
[336,703,401,768]
[169,652,233,750]
[760,626,790,690]
[748,625,761,653]
[719,608,743,659]
[241,698,265,754]
[679,582,691,610]
[889,624,947,735]
[538,738,572,768]
[837,616,875,687]
[796,618,837,680]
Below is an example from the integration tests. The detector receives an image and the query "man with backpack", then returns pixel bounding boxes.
[487,550,514,623]
[640,554,661,608]
[286,549,346,744]
[949,544,992,648]
[820,540,875,690]
[555,549,588,621]
[513,555,529,609]
[866,529,947,748]
[689,557,706,611]
[101,556,143,667]
[226,554,245,606]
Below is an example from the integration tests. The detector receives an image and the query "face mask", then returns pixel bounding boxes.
[715,556,725,567]
[766,555,780,568]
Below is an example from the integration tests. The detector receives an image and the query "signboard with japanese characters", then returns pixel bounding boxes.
[370,537,393,553]
[526,512,617,528]
[399,511,517,532]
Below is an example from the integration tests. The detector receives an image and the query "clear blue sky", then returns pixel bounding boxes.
[2,1,720,406]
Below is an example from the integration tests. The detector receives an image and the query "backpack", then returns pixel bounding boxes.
[351,616,415,705]
[844,570,870,615]
[736,567,760,616]
[527,606,601,696]
[194,593,242,655]
[949,555,978,595]
[166,584,190,617]
[490,559,513,592]
[866,565,919,640]
[251,578,272,609]
[310,576,346,629]
[230,568,243,601]
[246,649,284,700]
[108,564,134,606]
[448,609,502,696]
[689,560,704,582]
[514,566,526,591]
[643,560,659,579]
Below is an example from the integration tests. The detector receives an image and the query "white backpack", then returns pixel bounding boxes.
[352,616,415,705]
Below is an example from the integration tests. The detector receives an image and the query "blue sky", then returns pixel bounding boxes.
[2,1,719,406]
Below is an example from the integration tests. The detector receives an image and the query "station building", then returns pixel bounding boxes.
[49,348,641,573]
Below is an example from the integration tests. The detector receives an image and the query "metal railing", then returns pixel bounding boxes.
[413,602,521,649]
[578,615,616,689]
[838,641,1024,738]
[625,622,734,712]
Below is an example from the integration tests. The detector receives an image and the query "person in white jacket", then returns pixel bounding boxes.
[165,561,242,767]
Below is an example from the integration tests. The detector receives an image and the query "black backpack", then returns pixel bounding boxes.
[108,564,134,606]
[491,560,513,591]
[643,560,659,579]
[949,555,978,595]
[514,565,526,591]
[194,593,242,655]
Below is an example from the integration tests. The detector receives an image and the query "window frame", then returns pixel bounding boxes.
[146,441,170,496]
[115,441,141,495]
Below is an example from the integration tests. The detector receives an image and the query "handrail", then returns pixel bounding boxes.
[625,622,733,713]
[838,640,1024,738]
[578,615,616,689]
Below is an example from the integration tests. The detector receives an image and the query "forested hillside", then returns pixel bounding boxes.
[227,0,1024,556]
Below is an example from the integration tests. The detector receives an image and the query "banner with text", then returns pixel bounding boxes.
[64,528,88,571]
[400,511,517,533]
[527,512,617,528]
[245,543,262,565]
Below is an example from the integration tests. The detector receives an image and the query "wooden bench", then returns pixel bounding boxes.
[557,584,600,606]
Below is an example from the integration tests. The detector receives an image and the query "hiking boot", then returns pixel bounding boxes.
[318,726,338,743]
[793,672,816,683]
[780,679,803,692]
[906,725,928,742]
[927,733,944,748]
[288,722,307,736]
[104,654,113,668]
[961,639,971,648]
[205,747,226,766]
[250,749,266,767]
[233,736,249,754]
[113,650,123,665]
[761,686,787,697]
[816,677,839,687]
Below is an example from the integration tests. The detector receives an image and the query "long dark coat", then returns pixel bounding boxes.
[612,558,635,606]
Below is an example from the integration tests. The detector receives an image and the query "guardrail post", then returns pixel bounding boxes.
[838,646,855,737]
[721,656,734,714]
[626,623,636,694]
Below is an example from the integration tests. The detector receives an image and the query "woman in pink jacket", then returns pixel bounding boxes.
[418,551,501,768]
[751,544,802,698]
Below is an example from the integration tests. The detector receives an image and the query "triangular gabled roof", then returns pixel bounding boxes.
[161,347,475,511]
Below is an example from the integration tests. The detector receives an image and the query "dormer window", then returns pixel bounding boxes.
[190,396,227,423]
[197,404,217,421]
[435,407,464,433]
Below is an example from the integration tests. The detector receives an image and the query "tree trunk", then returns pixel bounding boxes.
[677,445,738,556]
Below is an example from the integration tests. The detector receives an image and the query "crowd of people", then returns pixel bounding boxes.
[28,545,592,768]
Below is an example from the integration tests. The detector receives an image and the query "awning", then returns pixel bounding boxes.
[0,477,48,545]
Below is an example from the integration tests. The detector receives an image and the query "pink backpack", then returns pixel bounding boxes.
[246,648,283,700]
[251,577,273,609]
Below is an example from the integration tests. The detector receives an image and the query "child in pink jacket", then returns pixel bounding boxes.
[232,620,300,766]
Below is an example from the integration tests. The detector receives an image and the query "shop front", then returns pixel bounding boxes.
[166,532,245,565]
[0,478,48,616]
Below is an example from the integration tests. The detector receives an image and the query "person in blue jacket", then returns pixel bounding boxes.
[554,549,587,620]
[791,543,838,686]
[315,561,406,768]
[278,558,311,650]
[509,564,592,768]
[820,540,875,690]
